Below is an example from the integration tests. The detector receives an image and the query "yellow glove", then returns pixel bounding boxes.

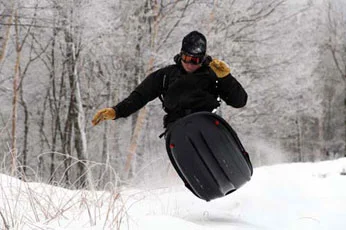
[209,59,231,78]
[92,108,116,126]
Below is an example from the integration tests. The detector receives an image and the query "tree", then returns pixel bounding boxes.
[0,2,14,65]
[322,0,346,157]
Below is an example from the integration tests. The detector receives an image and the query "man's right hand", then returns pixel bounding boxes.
[92,108,116,126]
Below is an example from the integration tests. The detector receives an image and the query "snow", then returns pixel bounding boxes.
[1,158,346,230]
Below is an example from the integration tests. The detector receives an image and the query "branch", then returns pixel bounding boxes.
[156,0,192,52]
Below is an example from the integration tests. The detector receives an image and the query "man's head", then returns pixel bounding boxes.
[180,31,207,73]
[181,31,207,57]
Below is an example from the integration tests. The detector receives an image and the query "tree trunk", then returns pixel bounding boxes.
[11,10,21,176]
[64,25,89,188]
[123,1,160,180]
[0,5,13,64]
[295,115,302,162]
[19,77,29,177]
[97,62,111,186]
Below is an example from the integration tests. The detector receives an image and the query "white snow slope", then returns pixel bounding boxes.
[0,158,345,230]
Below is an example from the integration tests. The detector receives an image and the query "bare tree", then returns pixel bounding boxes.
[0,3,14,65]
[11,9,20,175]
[57,0,89,188]
[18,23,51,176]
[323,0,346,157]
[11,3,36,175]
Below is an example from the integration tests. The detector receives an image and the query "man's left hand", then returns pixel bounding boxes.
[209,59,231,78]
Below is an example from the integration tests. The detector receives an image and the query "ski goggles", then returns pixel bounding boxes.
[181,52,204,65]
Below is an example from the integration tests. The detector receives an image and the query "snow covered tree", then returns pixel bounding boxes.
[320,0,346,158]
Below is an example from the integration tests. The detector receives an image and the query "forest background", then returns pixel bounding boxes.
[0,0,345,189]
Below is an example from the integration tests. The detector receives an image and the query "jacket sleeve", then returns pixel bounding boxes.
[217,73,248,108]
[113,68,164,118]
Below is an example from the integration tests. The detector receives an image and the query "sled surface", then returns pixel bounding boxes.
[165,112,253,201]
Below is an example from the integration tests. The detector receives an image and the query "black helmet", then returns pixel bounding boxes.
[181,31,207,57]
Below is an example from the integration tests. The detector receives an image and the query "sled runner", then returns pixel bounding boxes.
[165,112,253,201]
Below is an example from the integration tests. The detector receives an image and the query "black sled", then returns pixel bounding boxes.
[165,112,253,201]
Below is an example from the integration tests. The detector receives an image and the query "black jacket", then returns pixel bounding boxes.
[113,58,247,127]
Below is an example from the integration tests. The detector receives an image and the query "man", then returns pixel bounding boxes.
[92,31,247,129]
